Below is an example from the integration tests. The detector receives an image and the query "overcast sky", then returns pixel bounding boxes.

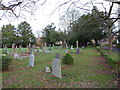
[0,0,119,37]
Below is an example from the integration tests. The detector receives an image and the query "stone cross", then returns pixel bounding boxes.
[52,58,62,78]
[76,41,78,48]
[29,52,34,67]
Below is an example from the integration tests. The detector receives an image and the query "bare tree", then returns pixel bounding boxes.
[56,0,120,53]
[0,0,47,19]
[59,8,80,32]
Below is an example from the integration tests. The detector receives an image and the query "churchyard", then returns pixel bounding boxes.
[1,45,118,88]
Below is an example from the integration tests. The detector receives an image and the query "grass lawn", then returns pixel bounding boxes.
[2,47,117,88]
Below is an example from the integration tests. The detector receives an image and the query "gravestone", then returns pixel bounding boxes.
[66,43,68,49]
[29,52,34,67]
[45,66,51,73]
[52,58,62,78]
[34,49,37,52]
[82,46,85,49]
[56,53,61,59]
[52,44,54,47]
[65,49,69,53]
[76,41,80,54]
[71,45,74,49]
[76,48,80,54]
[14,53,19,59]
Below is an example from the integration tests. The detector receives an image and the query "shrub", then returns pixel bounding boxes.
[2,55,13,71]
[63,53,74,65]
[116,43,120,48]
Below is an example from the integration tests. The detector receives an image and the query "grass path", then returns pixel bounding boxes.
[2,47,117,88]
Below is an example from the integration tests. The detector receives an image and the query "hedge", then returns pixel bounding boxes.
[2,50,13,71]
[96,46,117,68]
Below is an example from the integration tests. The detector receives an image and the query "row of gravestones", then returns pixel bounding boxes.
[29,52,62,78]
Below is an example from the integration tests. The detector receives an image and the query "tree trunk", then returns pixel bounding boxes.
[95,39,98,46]
[108,26,112,53]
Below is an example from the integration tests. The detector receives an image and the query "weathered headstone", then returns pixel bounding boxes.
[52,44,54,47]
[29,52,34,67]
[45,66,51,73]
[14,53,19,59]
[66,43,68,49]
[52,58,62,78]
[56,53,61,59]
[76,48,80,54]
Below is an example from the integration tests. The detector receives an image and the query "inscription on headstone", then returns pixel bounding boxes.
[52,58,62,78]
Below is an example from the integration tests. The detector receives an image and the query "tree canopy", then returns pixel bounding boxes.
[1,21,36,47]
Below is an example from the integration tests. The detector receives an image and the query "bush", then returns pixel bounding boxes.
[116,43,120,48]
[103,54,116,68]
[63,53,74,65]
[2,55,13,71]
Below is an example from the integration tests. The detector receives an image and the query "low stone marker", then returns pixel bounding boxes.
[45,66,51,73]
[76,48,80,54]
[65,49,69,53]
[82,46,85,49]
[29,52,34,67]
[70,45,74,49]
[52,58,62,78]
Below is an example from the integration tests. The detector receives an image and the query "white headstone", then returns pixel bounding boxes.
[66,43,68,48]
[71,45,74,49]
[52,58,62,78]
[29,52,34,67]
